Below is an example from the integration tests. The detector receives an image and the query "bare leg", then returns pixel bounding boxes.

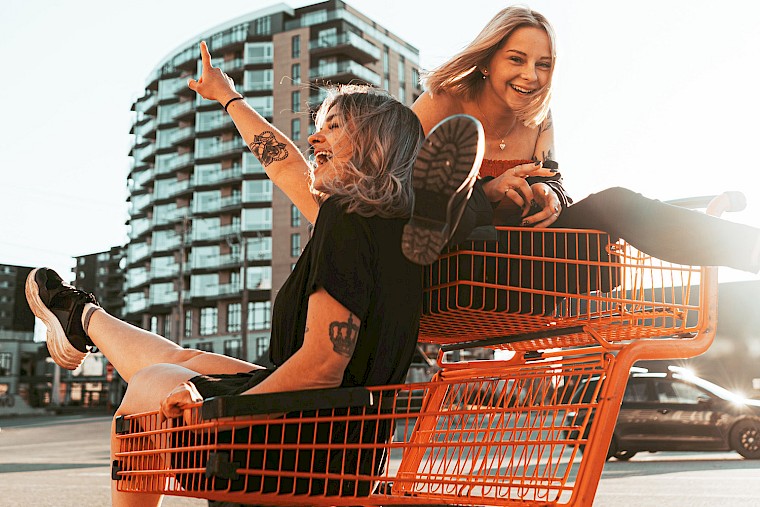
[111,364,201,506]
[86,305,261,382]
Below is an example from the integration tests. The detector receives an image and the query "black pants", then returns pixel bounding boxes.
[456,185,759,273]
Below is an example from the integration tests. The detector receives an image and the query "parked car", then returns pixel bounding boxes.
[565,366,760,460]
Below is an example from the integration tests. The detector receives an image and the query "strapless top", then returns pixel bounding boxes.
[479,159,534,179]
[480,159,534,225]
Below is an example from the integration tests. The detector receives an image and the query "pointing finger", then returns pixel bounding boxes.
[199,41,212,71]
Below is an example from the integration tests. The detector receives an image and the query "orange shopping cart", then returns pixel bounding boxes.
[113,192,743,506]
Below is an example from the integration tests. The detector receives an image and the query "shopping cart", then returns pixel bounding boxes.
[113,193,743,506]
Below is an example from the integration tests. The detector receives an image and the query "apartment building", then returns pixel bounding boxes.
[125,0,422,362]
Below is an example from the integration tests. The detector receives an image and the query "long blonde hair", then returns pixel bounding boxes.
[311,85,424,218]
[423,6,556,128]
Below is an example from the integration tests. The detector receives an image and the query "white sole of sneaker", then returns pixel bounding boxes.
[402,114,484,265]
[25,268,88,370]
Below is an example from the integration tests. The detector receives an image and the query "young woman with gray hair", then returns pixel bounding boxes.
[25,42,483,506]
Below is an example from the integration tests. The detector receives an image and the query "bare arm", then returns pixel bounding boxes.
[411,91,461,135]
[188,41,319,223]
[242,287,358,394]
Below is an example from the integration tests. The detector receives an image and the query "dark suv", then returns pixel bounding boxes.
[565,366,760,460]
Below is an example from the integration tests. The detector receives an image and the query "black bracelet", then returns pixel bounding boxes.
[223,96,244,112]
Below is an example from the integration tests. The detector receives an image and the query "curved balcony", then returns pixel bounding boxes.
[191,223,239,243]
[194,139,245,162]
[194,166,243,187]
[196,112,234,134]
[173,100,196,122]
[156,152,195,176]
[309,32,380,63]
[310,60,381,87]
[170,126,196,148]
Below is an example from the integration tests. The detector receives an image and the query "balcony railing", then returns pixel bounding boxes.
[310,60,381,86]
[309,32,381,60]
[196,113,234,133]
[195,139,244,160]
[191,223,239,242]
[156,152,194,175]
[194,166,242,186]
[190,252,240,270]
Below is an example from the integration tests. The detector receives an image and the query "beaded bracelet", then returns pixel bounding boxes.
[223,96,244,112]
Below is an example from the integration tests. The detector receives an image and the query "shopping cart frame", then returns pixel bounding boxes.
[113,193,741,506]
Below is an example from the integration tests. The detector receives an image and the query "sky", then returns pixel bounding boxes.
[1,0,759,284]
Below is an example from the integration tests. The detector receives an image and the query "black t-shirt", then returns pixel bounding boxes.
[269,196,423,387]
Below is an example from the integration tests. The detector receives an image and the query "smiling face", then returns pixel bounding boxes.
[308,107,355,192]
[483,26,553,110]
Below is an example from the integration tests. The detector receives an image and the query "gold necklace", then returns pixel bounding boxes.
[476,100,518,150]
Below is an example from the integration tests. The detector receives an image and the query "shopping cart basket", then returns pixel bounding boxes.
[113,193,743,506]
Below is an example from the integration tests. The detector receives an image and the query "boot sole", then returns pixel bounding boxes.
[25,268,88,370]
[402,114,484,265]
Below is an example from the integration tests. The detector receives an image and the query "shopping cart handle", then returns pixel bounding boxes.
[666,191,746,215]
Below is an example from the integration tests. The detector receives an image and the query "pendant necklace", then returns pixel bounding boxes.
[476,100,518,151]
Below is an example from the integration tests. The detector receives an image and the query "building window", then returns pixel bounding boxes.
[0,352,12,376]
[291,91,301,112]
[227,302,241,333]
[291,233,301,257]
[291,118,301,141]
[200,307,218,336]
[398,56,406,84]
[254,16,271,35]
[412,67,420,88]
[185,309,193,337]
[291,63,301,84]
[291,204,301,227]
[291,35,300,59]
[150,316,159,334]
[248,301,272,331]
[255,337,269,359]
[196,341,214,353]
[224,339,242,359]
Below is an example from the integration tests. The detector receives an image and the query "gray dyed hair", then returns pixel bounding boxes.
[311,85,424,218]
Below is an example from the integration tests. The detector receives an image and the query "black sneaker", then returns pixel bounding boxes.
[402,114,484,265]
[25,267,99,370]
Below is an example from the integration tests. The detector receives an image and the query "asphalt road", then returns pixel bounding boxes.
[1,414,759,506]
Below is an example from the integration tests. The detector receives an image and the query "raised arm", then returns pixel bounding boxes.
[188,41,319,223]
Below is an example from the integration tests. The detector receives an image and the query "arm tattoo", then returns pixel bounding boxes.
[248,131,288,167]
[539,111,554,134]
[329,313,360,358]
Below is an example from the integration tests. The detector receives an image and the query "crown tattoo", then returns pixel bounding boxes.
[330,314,359,357]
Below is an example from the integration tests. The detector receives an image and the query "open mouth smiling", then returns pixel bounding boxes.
[510,84,535,95]
[314,150,333,165]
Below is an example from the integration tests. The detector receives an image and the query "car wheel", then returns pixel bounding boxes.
[730,419,760,459]
[613,449,637,461]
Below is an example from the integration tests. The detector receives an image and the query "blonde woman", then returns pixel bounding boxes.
[26,42,482,505]
[403,6,760,274]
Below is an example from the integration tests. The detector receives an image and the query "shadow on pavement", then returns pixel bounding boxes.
[0,462,106,474]
[603,456,756,479]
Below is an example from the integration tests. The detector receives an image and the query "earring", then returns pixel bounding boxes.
[481,68,488,79]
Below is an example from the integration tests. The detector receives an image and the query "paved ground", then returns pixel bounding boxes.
[2,413,760,506]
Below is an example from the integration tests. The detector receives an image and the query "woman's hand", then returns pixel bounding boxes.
[482,161,558,214]
[158,381,204,425]
[521,182,562,227]
[187,41,241,106]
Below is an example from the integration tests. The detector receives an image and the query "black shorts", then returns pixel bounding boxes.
[178,369,388,498]
[189,369,274,398]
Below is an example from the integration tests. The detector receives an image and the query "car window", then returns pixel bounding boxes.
[623,379,649,402]
[654,380,705,404]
